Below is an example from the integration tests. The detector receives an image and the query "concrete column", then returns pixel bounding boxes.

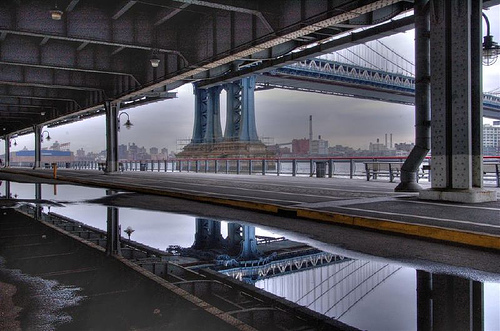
[420,0,495,202]
[191,87,208,143]
[224,82,242,140]
[105,101,119,172]
[4,136,10,167]
[240,76,259,141]
[34,125,42,168]
[204,86,223,143]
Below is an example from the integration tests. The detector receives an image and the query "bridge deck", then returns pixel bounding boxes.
[1,168,499,250]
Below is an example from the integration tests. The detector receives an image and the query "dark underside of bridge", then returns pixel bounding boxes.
[1,0,421,135]
[2,0,499,137]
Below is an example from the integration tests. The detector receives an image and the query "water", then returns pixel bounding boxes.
[1,180,499,331]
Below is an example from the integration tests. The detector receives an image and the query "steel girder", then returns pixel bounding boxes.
[1,0,415,136]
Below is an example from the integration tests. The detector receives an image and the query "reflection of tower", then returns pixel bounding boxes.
[226,223,260,260]
[192,218,224,250]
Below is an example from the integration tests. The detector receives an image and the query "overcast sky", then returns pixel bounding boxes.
[3,5,499,154]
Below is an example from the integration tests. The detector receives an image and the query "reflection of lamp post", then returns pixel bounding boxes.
[41,130,51,143]
[124,226,135,240]
[482,13,500,66]
[118,112,133,131]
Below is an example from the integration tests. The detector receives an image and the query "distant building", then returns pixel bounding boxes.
[484,122,500,155]
[118,144,128,160]
[311,135,329,155]
[150,147,158,155]
[369,138,388,153]
[292,138,309,155]
[328,145,355,156]
[10,149,74,164]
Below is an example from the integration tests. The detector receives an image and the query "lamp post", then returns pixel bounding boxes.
[117,112,133,131]
[41,130,51,143]
[482,13,500,66]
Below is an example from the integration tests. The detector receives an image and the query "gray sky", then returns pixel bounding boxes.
[3,5,500,154]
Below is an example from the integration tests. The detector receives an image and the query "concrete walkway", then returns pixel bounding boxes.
[1,168,499,250]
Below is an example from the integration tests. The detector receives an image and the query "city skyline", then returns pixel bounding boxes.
[1,6,499,156]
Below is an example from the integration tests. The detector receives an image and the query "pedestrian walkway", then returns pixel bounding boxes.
[1,168,499,250]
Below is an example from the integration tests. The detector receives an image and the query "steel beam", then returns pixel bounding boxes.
[0,61,140,82]
[395,0,431,192]
[0,29,184,58]
[154,3,190,26]
[4,136,10,167]
[420,0,496,203]
[197,15,415,88]
[105,102,119,172]
[112,1,137,20]
[66,0,81,12]
[34,125,41,168]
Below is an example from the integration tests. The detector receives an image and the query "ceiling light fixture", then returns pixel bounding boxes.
[50,2,63,20]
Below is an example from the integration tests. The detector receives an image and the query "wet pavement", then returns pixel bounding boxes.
[1,168,499,250]
[0,173,499,330]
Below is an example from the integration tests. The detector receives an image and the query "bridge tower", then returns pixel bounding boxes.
[179,76,268,158]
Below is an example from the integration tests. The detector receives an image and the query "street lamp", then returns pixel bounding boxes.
[118,112,133,131]
[41,130,51,143]
[50,2,63,20]
[150,49,160,68]
[482,13,500,66]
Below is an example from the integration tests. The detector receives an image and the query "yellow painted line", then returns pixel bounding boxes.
[296,209,500,250]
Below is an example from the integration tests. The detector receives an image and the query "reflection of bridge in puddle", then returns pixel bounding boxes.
[186,218,402,319]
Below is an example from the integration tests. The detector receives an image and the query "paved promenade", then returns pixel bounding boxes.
[1,168,499,250]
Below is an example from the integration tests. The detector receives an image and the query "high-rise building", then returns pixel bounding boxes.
[484,122,500,155]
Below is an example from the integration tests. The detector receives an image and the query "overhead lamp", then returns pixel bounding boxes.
[118,112,133,131]
[41,130,51,142]
[150,50,160,68]
[482,13,500,66]
[41,111,46,116]
[50,3,63,20]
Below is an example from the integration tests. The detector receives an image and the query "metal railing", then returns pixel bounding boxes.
[6,156,500,185]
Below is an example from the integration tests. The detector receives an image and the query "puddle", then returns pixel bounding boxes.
[1,180,499,331]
